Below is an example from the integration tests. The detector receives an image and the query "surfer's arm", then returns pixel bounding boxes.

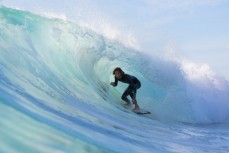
[110,77,118,87]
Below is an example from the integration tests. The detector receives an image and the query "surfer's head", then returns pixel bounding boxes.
[113,67,124,79]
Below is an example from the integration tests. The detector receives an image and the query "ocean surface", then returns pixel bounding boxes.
[0,6,229,153]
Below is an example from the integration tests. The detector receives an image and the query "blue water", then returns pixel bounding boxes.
[0,6,229,153]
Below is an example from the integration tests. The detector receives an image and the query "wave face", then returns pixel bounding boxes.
[1,6,229,153]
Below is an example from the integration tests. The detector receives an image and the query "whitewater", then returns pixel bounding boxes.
[0,6,229,153]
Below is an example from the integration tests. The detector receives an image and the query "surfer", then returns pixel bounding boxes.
[110,67,141,111]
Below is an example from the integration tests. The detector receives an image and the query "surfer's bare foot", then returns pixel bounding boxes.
[131,99,140,110]
[132,99,137,104]
[133,104,140,111]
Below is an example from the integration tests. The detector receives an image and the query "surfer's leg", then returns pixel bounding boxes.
[129,88,137,100]
[129,82,141,100]
[129,83,141,110]
[121,88,131,104]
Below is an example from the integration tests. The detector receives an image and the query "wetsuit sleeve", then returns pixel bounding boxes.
[113,77,118,87]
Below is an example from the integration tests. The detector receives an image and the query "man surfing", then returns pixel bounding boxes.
[110,67,141,111]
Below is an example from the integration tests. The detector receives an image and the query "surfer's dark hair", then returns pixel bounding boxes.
[113,67,124,75]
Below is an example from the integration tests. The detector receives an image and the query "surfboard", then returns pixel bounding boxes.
[121,102,151,114]
[133,109,151,114]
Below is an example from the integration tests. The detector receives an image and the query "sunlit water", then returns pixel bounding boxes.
[0,6,229,153]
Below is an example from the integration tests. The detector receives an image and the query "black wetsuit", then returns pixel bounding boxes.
[112,74,141,103]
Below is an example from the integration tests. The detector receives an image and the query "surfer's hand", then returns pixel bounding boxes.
[110,82,114,86]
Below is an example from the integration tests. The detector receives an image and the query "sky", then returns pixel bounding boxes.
[1,0,229,79]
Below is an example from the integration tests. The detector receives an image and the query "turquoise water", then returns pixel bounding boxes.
[0,6,229,153]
